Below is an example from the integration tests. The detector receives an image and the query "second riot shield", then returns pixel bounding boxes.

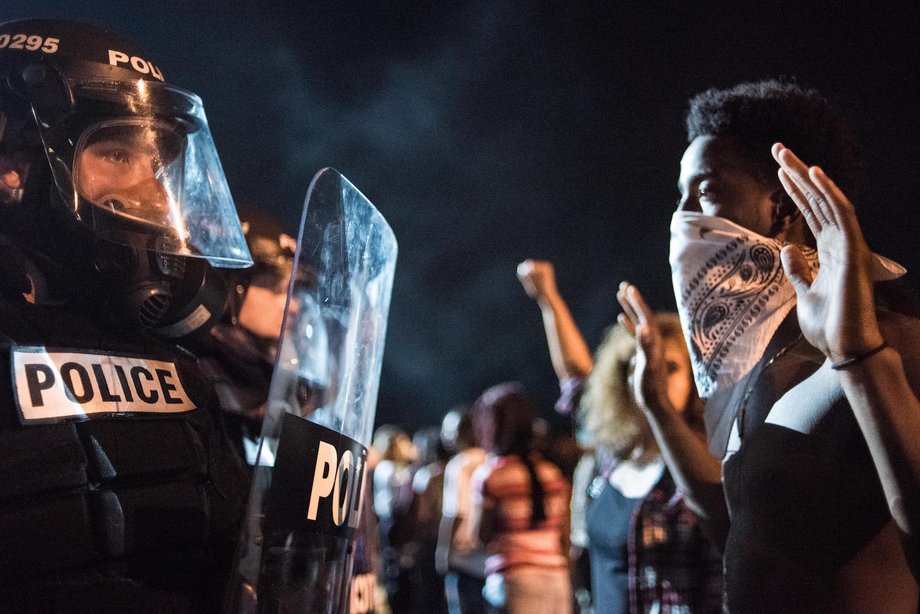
[227,168,397,613]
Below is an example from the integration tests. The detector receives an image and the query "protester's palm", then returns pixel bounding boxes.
[783,237,871,359]
[774,144,882,361]
[617,283,676,414]
[633,324,671,413]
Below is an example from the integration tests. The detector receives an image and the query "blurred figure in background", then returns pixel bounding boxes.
[533,420,582,481]
[438,407,488,614]
[470,383,572,614]
[202,208,295,463]
[372,425,418,612]
[408,425,452,614]
[352,445,384,614]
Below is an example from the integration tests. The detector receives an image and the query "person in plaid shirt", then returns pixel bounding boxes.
[520,262,722,613]
[565,319,722,614]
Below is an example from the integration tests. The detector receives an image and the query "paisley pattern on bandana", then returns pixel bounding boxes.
[669,212,818,398]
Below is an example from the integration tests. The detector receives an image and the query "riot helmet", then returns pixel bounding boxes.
[0,18,253,335]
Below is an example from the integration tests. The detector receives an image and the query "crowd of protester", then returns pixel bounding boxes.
[362,263,724,614]
[359,79,920,614]
[368,399,577,613]
[363,300,724,614]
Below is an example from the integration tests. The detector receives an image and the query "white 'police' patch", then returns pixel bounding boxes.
[12,346,196,423]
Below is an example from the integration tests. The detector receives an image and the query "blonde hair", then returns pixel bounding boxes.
[578,313,692,461]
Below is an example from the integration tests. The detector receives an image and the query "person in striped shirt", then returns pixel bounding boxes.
[469,382,572,614]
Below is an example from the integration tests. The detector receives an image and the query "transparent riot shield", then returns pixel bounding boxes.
[227,168,397,613]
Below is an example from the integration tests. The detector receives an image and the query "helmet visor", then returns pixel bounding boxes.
[35,80,252,268]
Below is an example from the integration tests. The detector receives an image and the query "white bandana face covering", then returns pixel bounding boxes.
[669,211,810,398]
[669,211,905,399]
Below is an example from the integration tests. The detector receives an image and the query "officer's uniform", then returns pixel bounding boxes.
[0,247,248,613]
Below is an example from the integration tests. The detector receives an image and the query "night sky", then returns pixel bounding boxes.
[6,2,920,432]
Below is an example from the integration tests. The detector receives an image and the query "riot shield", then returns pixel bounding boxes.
[227,168,397,613]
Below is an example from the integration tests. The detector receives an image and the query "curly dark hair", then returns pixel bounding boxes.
[686,79,862,197]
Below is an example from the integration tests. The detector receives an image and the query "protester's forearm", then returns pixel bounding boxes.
[538,292,593,380]
[645,405,728,546]
[838,347,920,540]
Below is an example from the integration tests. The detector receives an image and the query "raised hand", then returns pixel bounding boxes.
[616,282,676,415]
[772,143,884,363]
[516,259,558,301]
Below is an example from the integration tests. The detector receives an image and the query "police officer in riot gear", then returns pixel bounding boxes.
[204,209,296,463]
[0,18,253,612]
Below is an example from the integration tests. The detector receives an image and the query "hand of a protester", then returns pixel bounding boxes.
[772,143,884,363]
[517,259,558,301]
[616,282,677,415]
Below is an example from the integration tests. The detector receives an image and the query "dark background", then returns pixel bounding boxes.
[6,1,919,433]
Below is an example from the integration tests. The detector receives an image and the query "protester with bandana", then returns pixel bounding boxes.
[617,80,920,613]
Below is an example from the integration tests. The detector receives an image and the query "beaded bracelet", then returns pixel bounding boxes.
[830,341,889,370]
